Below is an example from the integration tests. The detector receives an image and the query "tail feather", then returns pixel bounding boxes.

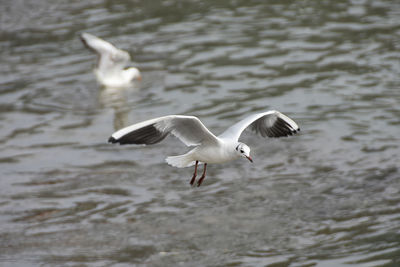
[166,154,195,168]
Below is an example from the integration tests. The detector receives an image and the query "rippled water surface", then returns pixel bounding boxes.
[1,0,400,266]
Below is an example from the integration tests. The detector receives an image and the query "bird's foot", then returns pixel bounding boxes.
[197,175,206,187]
[190,175,196,186]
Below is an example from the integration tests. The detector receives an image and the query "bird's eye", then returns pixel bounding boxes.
[240,150,244,153]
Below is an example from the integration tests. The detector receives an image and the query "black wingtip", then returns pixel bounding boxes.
[108,136,117,143]
[79,33,95,53]
[79,33,86,44]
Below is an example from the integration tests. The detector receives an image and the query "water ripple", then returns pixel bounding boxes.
[1,0,400,266]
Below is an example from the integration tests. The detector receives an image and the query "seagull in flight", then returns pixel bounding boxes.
[80,32,141,88]
[108,111,300,186]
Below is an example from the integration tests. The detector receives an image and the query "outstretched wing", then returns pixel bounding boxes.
[80,32,130,72]
[108,115,219,146]
[218,110,300,141]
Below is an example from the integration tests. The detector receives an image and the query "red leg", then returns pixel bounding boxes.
[197,163,207,187]
[190,161,198,186]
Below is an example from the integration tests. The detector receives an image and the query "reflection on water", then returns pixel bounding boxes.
[99,85,141,130]
[1,0,400,266]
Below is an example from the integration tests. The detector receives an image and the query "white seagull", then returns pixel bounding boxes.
[108,110,300,186]
[80,32,141,88]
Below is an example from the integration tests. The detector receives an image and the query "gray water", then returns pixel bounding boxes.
[1,0,400,266]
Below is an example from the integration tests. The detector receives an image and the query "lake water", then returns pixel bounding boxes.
[1,0,399,266]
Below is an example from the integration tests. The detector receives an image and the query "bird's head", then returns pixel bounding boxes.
[235,143,252,163]
[124,67,142,82]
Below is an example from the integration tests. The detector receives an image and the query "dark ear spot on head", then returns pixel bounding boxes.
[235,145,240,151]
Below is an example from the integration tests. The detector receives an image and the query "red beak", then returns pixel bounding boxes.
[246,156,253,163]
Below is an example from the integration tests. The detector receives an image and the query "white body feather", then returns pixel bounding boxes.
[166,139,240,168]
[80,32,141,88]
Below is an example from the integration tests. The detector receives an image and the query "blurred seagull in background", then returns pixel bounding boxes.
[80,32,141,88]
[108,110,300,187]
